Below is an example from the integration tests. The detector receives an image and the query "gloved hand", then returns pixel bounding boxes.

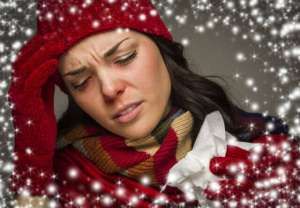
[9,35,65,196]
[205,134,300,207]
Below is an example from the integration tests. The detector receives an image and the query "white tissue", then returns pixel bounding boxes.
[165,111,259,204]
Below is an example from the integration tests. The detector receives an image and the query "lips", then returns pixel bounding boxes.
[113,101,142,123]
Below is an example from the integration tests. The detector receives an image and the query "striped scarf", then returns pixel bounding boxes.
[56,108,194,185]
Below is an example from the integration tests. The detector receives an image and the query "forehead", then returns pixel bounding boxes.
[59,29,143,70]
[69,30,140,55]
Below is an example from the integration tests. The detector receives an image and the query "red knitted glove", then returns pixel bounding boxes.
[205,134,300,208]
[9,35,65,196]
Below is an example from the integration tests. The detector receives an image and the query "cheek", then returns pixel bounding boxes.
[71,90,107,122]
[130,52,170,95]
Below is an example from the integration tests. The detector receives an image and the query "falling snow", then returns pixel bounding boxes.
[153,0,300,136]
[1,0,300,207]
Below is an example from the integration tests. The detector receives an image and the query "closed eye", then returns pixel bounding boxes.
[72,77,91,90]
[115,51,137,65]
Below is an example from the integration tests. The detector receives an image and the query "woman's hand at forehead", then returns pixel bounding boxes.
[9,37,65,197]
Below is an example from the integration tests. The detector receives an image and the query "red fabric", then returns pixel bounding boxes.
[96,133,150,169]
[8,1,300,205]
[153,128,178,184]
[52,134,300,207]
[206,134,300,208]
[53,146,191,207]
[8,37,66,195]
[37,0,173,44]
[9,0,173,196]
[72,116,190,181]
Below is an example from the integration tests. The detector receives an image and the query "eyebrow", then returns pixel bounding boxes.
[63,66,87,77]
[63,37,130,77]
[103,37,130,58]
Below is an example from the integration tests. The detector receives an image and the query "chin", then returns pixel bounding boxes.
[122,120,156,140]
[122,128,151,140]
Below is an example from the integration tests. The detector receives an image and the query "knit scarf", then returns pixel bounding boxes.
[56,108,194,185]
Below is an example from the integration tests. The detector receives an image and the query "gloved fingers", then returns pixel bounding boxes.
[239,142,281,167]
[249,139,292,169]
[211,152,283,179]
[210,156,252,177]
[14,39,65,79]
[204,178,253,200]
[253,151,283,171]
[13,35,44,70]
[226,143,283,163]
[253,134,290,145]
[226,145,251,159]
[24,59,58,95]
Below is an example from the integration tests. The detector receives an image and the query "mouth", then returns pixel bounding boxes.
[113,101,143,123]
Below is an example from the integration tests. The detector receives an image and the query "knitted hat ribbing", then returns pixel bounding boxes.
[38,0,172,43]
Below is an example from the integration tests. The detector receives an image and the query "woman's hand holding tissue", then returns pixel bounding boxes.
[165,111,258,203]
[205,134,300,207]
[165,111,300,207]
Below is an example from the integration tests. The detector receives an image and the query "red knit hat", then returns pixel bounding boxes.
[9,0,172,196]
[38,0,173,92]
[37,0,172,43]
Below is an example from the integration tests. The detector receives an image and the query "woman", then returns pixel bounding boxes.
[9,0,299,207]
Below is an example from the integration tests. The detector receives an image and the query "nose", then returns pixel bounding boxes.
[97,70,125,102]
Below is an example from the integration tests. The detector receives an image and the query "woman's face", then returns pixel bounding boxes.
[59,30,171,139]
